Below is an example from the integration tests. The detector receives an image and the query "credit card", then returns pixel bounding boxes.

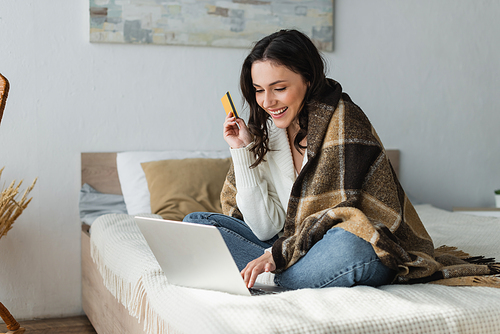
[221,91,239,118]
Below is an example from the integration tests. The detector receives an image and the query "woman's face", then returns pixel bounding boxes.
[251,60,309,131]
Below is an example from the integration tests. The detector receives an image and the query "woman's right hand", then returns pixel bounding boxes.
[223,112,253,149]
[241,251,276,288]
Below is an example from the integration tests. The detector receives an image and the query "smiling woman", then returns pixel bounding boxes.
[250,61,310,174]
[186,28,405,289]
[251,61,309,132]
[183,29,500,292]
[184,29,414,290]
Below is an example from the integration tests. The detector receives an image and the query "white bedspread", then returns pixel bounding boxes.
[90,205,500,334]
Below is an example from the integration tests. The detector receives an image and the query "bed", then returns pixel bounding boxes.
[80,150,500,334]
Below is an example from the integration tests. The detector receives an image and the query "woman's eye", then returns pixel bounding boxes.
[255,89,264,93]
[275,87,286,92]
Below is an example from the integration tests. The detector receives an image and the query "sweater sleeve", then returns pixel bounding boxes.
[221,146,286,241]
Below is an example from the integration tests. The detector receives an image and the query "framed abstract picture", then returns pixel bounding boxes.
[89,0,334,51]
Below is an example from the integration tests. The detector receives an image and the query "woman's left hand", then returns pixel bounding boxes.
[241,251,276,288]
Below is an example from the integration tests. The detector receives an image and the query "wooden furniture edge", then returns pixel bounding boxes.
[81,229,146,334]
[81,153,121,195]
[0,73,9,126]
[82,223,90,234]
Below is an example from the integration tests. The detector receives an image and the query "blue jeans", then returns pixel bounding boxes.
[183,212,395,290]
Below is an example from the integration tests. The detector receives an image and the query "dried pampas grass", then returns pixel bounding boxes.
[0,167,37,240]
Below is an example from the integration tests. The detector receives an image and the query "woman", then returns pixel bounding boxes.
[184,29,437,290]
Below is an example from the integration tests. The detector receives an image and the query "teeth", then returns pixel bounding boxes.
[269,107,287,115]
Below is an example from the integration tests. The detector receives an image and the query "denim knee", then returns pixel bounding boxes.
[183,212,211,222]
[275,228,395,289]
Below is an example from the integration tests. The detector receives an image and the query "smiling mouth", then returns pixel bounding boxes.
[269,107,288,115]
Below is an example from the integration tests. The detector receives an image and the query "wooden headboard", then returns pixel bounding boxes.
[81,150,400,196]
[81,153,121,195]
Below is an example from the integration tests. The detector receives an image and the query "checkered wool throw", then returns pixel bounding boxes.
[221,80,499,287]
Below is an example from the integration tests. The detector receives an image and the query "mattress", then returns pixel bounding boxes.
[89,205,500,334]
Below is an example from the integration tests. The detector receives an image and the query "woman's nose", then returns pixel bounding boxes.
[262,92,275,108]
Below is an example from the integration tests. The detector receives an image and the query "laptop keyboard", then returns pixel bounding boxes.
[249,287,279,296]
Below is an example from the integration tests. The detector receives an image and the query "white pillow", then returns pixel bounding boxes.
[117,150,231,215]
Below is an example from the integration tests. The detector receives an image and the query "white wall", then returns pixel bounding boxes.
[330,1,500,210]
[0,0,499,321]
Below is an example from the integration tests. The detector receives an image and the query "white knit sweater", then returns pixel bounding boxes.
[229,122,307,241]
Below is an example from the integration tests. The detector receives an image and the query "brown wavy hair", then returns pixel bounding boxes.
[240,29,328,168]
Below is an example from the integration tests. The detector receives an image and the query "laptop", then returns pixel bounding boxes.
[135,216,289,296]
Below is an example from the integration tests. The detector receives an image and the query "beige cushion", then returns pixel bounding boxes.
[141,158,231,221]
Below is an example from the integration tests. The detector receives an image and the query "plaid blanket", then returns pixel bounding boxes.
[221,80,499,286]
